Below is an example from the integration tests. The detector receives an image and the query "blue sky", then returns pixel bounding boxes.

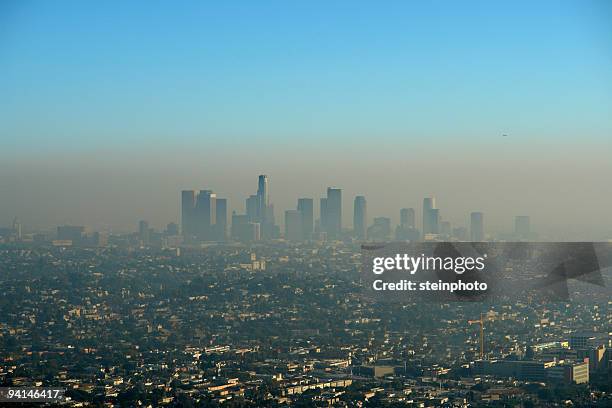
[1,0,611,154]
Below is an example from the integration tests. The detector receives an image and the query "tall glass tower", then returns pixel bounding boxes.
[353,196,367,240]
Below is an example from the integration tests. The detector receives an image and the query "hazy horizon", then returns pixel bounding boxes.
[2,142,611,239]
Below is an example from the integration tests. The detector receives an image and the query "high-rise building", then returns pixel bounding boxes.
[181,190,197,237]
[138,220,150,245]
[165,222,180,236]
[12,217,22,241]
[353,196,367,240]
[423,197,436,235]
[326,188,342,239]
[470,212,484,241]
[231,212,260,242]
[422,197,437,236]
[285,210,302,241]
[263,204,276,231]
[253,175,277,239]
[297,198,314,240]
[400,208,415,229]
[91,231,108,247]
[396,208,419,241]
[453,226,469,241]
[216,198,228,241]
[257,175,269,222]
[367,217,391,241]
[515,216,531,240]
[319,198,328,234]
[182,190,227,241]
[246,195,259,222]
[429,208,440,235]
[440,220,451,237]
[257,174,269,207]
[195,190,216,240]
[57,225,85,245]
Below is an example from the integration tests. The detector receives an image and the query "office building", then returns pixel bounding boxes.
[257,174,269,220]
[181,190,197,237]
[231,213,260,242]
[253,175,276,239]
[396,208,419,241]
[182,189,228,241]
[422,197,439,236]
[368,217,391,241]
[470,212,484,241]
[216,198,228,241]
[12,217,22,241]
[440,220,451,237]
[429,208,440,234]
[453,226,469,241]
[165,222,179,236]
[400,208,415,228]
[246,195,258,222]
[548,360,589,384]
[285,210,302,241]
[91,231,108,247]
[319,198,328,234]
[57,225,85,245]
[195,190,216,240]
[138,220,150,245]
[353,196,367,240]
[569,333,598,349]
[297,198,314,240]
[325,188,342,239]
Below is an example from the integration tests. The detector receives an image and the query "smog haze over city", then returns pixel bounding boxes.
[1,1,612,239]
[1,3,612,407]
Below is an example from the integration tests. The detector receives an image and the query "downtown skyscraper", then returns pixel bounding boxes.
[195,190,216,240]
[181,190,198,237]
[257,175,269,222]
[181,189,227,241]
[396,208,419,241]
[470,212,484,241]
[256,175,276,239]
[284,210,302,241]
[297,198,314,240]
[322,188,342,239]
[422,197,439,237]
[353,196,367,240]
[216,198,228,241]
[400,208,415,229]
[284,198,315,242]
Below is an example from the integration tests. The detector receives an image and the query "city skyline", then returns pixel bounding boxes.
[0,172,546,243]
[2,165,612,241]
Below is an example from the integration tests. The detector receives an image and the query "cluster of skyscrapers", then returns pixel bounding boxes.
[179,174,532,243]
[1,176,533,245]
[181,190,228,241]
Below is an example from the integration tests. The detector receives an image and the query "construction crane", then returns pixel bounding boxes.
[468,313,486,360]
